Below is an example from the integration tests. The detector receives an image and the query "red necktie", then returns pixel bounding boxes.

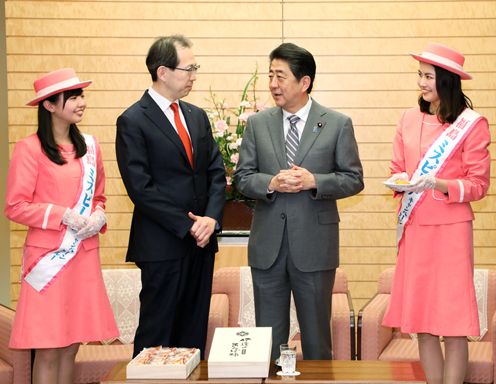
[170,102,193,167]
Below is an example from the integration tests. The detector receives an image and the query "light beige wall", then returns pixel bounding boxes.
[5,0,496,310]
[0,0,11,306]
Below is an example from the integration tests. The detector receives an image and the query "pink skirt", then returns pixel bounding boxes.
[383,219,480,337]
[10,245,119,349]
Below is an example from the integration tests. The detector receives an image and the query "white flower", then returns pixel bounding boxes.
[213,130,224,138]
[230,153,239,164]
[214,120,229,135]
[205,69,260,201]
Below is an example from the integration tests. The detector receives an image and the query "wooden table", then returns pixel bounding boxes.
[102,360,425,383]
[101,361,262,383]
[266,360,425,383]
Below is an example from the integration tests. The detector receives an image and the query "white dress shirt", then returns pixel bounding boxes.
[147,87,192,141]
[282,96,313,139]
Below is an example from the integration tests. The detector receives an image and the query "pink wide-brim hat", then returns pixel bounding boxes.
[27,68,92,106]
[410,43,472,80]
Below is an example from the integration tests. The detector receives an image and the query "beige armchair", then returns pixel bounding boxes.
[206,266,355,360]
[358,267,496,384]
[0,304,31,384]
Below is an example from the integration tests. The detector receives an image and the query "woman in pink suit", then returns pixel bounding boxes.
[382,44,491,383]
[5,68,118,384]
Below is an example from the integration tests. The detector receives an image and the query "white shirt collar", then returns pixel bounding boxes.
[148,86,177,113]
[282,96,312,123]
[147,87,190,137]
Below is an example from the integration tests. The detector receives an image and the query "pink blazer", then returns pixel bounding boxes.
[5,134,106,251]
[391,107,491,225]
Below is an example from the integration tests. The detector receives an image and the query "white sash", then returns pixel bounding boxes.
[24,134,97,292]
[396,109,482,245]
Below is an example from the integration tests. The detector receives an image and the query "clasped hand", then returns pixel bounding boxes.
[62,208,88,231]
[385,173,436,193]
[189,212,216,248]
[76,210,106,240]
[62,208,106,240]
[269,166,316,193]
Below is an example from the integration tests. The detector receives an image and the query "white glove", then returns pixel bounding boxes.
[76,210,106,240]
[62,208,88,231]
[407,174,437,193]
[384,172,410,192]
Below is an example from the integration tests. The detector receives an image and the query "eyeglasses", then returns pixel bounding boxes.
[168,64,200,73]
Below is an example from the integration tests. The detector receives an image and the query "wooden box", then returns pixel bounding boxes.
[208,327,272,378]
[126,347,200,379]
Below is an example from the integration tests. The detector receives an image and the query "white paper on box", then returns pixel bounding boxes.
[208,327,272,378]
[126,347,200,379]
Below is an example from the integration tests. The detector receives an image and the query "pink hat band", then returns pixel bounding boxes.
[27,68,92,106]
[411,43,472,80]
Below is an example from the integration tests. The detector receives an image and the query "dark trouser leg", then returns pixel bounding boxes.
[133,260,181,357]
[171,248,215,358]
[288,256,335,360]
[251,229,291,361]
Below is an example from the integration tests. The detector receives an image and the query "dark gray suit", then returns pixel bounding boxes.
[234,100,363,359]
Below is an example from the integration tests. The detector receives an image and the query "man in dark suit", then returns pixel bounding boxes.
[234,43,363,360]
[115,35,226,358]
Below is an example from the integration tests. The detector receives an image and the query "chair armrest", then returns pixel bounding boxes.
[205,294,229,359]
[491,310,496,342]
[491,310,496,384]
[331,292,354,360]
[0,304,13,364]
[0,305,31,384]
[347,290,356,360]
[357,293,393,360]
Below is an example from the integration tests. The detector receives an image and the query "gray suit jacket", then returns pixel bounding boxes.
[234,100,363,272]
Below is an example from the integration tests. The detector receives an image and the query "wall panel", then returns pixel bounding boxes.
[5,0,495,321]
[284,2,496,19]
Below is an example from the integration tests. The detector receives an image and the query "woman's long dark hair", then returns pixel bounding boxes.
[418,65,473,124]
[37,88,87,165]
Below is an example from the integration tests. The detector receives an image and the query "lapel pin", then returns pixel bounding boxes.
[313,122,324,133]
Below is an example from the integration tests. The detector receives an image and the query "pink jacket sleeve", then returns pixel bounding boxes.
[5,139,67,230]
[93,140,107,234]
[390,110,491,204]
[444,118,491,203]
[5,136,107,234]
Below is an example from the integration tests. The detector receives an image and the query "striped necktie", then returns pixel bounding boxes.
[286,115,300,168]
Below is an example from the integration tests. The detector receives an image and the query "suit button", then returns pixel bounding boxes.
[280,213,286,220]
